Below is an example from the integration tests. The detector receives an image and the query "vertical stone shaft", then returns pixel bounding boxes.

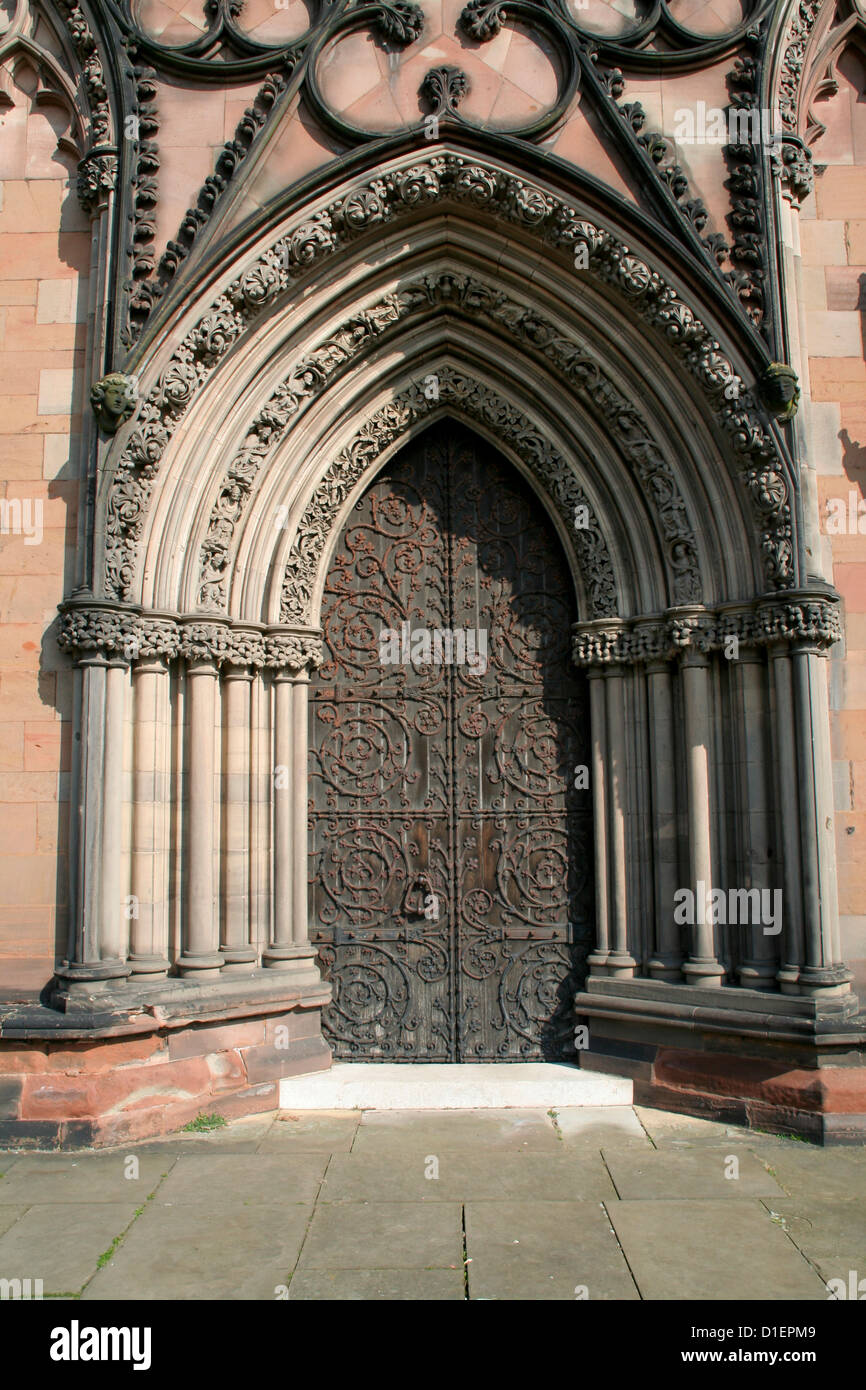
[179,660,222,977]
[792,645,849,995]
[586,668,609,974]
[680,651,725,986]
[646,662,682,980]
[605,667,636,976]
[771,647,804,992]
[130,657,170,976]
[736,653,778,989]
[221,665,257,971]
[264,671,294,967]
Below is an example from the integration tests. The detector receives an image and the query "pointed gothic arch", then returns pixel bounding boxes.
[51,123,854,1138]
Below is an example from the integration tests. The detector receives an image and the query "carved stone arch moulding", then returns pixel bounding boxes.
[100,151,794,607]
[196,271,703,618]
[278,366,618,627]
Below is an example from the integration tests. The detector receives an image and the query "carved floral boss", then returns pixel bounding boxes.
[305,0,579,143]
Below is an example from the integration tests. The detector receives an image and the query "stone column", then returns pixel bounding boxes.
[735,652,778,990]
[679,649,725,986]
[59,650,130,989]
[604,666,636,977]
[178,659,222,978]
[585,668,610,976]
[645,660,682,981]
[770,645,804,993]
[792,642,851,997]
[129,655,171,977]
[220,664,257,972]
[263,670,294,968]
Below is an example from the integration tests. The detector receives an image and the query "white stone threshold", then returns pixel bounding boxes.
[278,1062,632,1110]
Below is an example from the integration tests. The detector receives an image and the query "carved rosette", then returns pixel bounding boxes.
[102,153,796,605]
[571,595,842,668]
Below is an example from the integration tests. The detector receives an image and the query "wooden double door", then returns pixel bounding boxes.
[309,421,593,1060]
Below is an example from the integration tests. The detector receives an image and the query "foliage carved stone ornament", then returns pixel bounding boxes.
[197,272,701,614]
[56,604,322,673]
[571,592,842,667]
[770,135,815,204]
[758,363,801,421]
[91,373,139,435]
[420,66,470,117]
[102,153,792,605]
[279,367,618,625]
[77,149,118,215]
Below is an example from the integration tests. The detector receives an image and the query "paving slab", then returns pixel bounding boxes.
[259,1112,362,1153]
[603,1147,785,1200]
[81,1199,313,1301]
[0,1151,173,1204]
[633,1106,754,1147]
[136,1114,277,1156]
[297,1200,463,1269]
[0,1202,138,1294]
[743,1138,866,1201]
[0,1205,25,1239]
[279,1062,631,1110]
[351,1108,561,1155]
[155,1152,327,1206]
[761,1196,866,1278]
[320,1150,616,1202]
[466,1200,639,1300]
[288,1267,465,1300]
[607,1200,828,1300]
[553,1107,649,1146]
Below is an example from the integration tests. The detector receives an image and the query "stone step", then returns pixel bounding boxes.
[278,1062,632,1110]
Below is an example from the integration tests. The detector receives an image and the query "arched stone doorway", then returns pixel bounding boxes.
[309,420,593,1060]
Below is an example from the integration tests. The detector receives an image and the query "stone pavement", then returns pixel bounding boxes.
[0,1105,862,1301]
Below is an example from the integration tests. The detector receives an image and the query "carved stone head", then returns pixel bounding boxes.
[758,363,800,422]
[90,373,138,434]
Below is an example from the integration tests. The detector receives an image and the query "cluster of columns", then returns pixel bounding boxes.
[60,615,322,995]
[576,611,851,1001]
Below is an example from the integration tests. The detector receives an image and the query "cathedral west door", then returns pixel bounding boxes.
[309,422,593,1060]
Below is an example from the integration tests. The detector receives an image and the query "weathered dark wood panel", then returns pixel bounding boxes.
[309,422,592,1059]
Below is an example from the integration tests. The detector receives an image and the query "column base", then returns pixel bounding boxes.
[128,954,170,978]
[647,955,684,983]
[219,947,258,974]
[574,976,866,1143]
[0,969,332,1149]
[797,964,854,998]
[738,961,780,990]
[681,958,726,987]
[605,951,638,978]
[54,959,131,990]
[262,944,320,984]
[177,953,224,979]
